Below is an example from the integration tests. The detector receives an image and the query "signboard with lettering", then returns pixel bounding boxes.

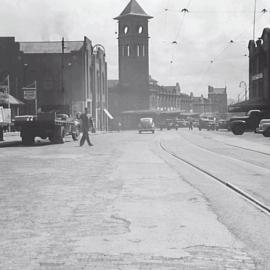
[252,73,263,81]
[0,106,11,124]
[24,90,36,100]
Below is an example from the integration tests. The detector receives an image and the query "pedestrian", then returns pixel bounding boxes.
[79,108,94,147]
[189,119,193,130]
[118,121,122,132]
[0,126,3,141]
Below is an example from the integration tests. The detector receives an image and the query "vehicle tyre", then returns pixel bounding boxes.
[263,128,270,137]
[21,129,35,146]
[52,126,64,144]
[231,124,245,135]
[152,130,155,134]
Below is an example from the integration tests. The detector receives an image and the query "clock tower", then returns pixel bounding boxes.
[114,0,153,110]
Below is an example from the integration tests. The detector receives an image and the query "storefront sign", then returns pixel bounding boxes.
[24,90,36,100]
[252,73,263,81]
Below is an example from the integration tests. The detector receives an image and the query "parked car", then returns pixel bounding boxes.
[256,118,270,137]
[138,118,155,134]
[217,119,230,130]
[198,118,218,131]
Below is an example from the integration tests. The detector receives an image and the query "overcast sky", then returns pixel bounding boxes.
[0,0,270,100]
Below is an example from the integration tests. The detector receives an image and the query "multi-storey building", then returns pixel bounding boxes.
[0,36,109,130]
[208,85,227,115]
[229,28,270,112]
[109,0,191,128]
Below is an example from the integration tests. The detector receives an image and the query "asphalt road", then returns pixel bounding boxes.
[0,129,270,269]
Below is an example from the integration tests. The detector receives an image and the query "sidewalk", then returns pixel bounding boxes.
[0,130,110,147]
[0,132,21,147]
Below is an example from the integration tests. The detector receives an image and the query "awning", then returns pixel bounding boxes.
[228,99,270,112]
[0,94,24,105]
[103,108,114,119]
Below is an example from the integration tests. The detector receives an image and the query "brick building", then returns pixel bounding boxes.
[229,28,270,112]
[0,36,108,131]
[109,0,191,128]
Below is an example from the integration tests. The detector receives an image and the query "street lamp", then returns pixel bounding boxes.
[239,81,248,101]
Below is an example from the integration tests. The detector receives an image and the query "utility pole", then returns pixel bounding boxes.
[253,0,257,40]
[61,37,65,108]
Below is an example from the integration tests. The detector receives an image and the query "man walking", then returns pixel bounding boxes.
[79,108,94,147]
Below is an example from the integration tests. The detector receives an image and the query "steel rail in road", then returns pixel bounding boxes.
[224,143,270,157]
[160,140,270,216]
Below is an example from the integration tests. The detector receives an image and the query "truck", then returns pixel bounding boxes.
[14,111,80,146]
[229,110,270,135]
[256,118,270,137]
[0,106,11,141]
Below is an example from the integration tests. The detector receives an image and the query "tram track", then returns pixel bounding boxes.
[178,131,270,170]
[224,143,270,157]
[160,140,270,216]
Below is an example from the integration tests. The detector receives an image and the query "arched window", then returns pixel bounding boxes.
[137,25,143,34]
[123,25,129,35]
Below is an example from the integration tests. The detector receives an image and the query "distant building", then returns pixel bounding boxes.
[208,85,227,114]
[191,94,211,114]
[229,28,270,112]
[149,78,185,111]
[0,36,109,131]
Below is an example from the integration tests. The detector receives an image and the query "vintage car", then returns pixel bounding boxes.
[256,118,270,137]
[138,118,155,134]
[198,118,218,131]
[216,119,230,130]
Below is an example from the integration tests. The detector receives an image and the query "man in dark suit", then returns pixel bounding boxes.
[80,108,94,146]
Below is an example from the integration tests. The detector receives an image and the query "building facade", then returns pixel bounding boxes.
[249,28,270,104]
[110,0,153,117]
[0,36,108,130]
[109,0,191,128]
[208,85,227,114]
[229,28,270,112]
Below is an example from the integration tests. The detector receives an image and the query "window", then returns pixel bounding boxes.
[127,45,130,56]
[123,26,129,34]
[142,45,145,56]
[137,25,143,34]
[137,45,140,56]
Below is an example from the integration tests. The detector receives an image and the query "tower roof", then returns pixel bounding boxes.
[114,0,153,20]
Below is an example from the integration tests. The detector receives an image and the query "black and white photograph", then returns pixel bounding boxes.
[1,0,270,269]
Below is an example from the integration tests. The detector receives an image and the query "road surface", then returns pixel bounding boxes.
[0,129,270,269]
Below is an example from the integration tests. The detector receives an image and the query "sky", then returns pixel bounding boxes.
[0,0,270,100]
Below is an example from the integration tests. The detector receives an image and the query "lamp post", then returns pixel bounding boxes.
[93,44,106,131]
[239,81,248,101]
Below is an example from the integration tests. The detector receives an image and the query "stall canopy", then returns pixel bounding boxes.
[0,94,24,105]
[103,108,114,119]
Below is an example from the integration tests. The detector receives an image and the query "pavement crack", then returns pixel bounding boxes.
[110,214,131,232]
